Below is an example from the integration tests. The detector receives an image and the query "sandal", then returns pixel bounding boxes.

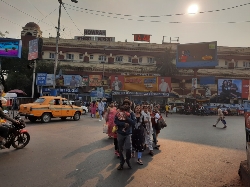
[149,151,154,156]
[137,159,143,165]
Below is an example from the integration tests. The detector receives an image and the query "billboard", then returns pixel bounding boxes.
[242,80,250,99]
[133,34,151,42]
[176,41,218,68]
[82,76,89,86]
[28,38,38,60]
[0,38,22,58]
[89,75,102,86]
[110,75,124,91]
[96,37,115,42]
[74,36,95,41]
[84,29,106,36]
[124,76,158,92]
[157,77,171,92]
[36,73,47,86]
[55,75,82,88]
[218,79,242,99]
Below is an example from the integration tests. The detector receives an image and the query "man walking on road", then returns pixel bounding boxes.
[97,99,105,121]
[213,105,227,128]
[115,99,135,170]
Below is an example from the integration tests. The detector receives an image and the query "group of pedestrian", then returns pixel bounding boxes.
[105,98,164,170]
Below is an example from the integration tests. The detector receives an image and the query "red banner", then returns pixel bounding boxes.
[133,34,150,42]
[242,80,250,99]
[157,77,171,92]
[110,75,124,91]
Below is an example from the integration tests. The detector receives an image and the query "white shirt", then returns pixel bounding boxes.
[159,82,170,92]
[218,108,223,117]
[114,81,119,90]
[155,113,160,123]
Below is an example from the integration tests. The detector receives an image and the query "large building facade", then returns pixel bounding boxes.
[21,22,250,103]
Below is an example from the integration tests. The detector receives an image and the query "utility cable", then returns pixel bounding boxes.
[64,2,250,18]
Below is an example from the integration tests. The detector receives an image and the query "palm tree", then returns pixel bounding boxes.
[155,48,179,76]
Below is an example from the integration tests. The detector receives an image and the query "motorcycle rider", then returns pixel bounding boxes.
[0,87,20,149]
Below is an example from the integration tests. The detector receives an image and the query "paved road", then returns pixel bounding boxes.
[0,113,247,187]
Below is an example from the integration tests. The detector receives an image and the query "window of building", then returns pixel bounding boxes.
[235,61,238,67]
[147,57,154,63]
[128,57,132,62]
[67,54,74,60]
[79,54,83,59]
[243,62,245,67]
[139,58,142,63]
[98,55,106,61]
[90,55,94,59]
[49,53,55,59]
[225,61,228,65]
[115,56,123,62]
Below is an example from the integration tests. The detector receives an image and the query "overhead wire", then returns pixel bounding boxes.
[64,2,250,18]
[62,4,84,35]
[64,6,250,24]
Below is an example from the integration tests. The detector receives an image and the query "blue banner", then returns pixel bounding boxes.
[36,73,47,86]
[42,87,78,93]
[112,91,178,97]
[200,76,215,85]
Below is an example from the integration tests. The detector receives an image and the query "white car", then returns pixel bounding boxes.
[81,106,88,115]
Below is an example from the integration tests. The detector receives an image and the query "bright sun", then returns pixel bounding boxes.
[188,4,198,14]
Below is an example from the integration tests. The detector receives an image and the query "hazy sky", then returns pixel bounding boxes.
[1,0,250,47]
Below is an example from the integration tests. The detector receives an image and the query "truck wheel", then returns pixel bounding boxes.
[73,112,80,121]
[41,113,51,123]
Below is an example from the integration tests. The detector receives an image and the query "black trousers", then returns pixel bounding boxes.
[0,126,8,139]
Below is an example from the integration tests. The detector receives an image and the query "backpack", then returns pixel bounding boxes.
[156,118,167,130]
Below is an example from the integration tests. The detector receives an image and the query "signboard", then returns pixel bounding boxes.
[84,29,106,36]
[89,75,102,86]
[42,87,78,93]
[74,36,95,41]
[55,75,82,88]
[0,38,22,58]
[133,34,150,42]
[242,80,250,99]
[157,77,171,92]
[82,76,89,86]
[112,91,178,97]
[36,73,47,86]
[96,37,115,42]
[124,76,158,91]
[218,79,242,99]
[176,41,218,68]
[111,75,124,91]
[28,38,38,60]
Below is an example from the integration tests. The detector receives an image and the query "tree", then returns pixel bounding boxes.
[155,48,179,76]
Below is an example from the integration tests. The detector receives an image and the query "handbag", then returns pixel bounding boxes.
[112,125,118,133]
[103,123,108,134]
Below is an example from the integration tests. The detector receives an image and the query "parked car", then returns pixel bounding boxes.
[19,96,83,123]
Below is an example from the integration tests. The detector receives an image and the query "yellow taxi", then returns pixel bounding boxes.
[19,96,83,123]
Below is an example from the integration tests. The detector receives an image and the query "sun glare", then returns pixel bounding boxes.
[188,4,198,14]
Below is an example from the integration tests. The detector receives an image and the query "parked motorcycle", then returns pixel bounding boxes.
[1,114,30,150]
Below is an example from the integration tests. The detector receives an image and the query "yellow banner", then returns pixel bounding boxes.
[124,76,158,91]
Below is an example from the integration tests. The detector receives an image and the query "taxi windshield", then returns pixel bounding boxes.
[34,98,45,103]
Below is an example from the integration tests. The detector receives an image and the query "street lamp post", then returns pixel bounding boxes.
[53,0,78,89]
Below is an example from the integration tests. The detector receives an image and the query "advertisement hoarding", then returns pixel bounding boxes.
[110,75,124,91]
[89,75,102,86]
[200,76,215,85]
[133,34,151,42]
[176,41,218,68]
[0,38,22,58]
[157,77,171,92]
[74,36,95,41]
[218,79,242,99]
[242,80,250,99]
[36,73,47,86]
[124,76,158,91]
[82,76,89,86]
[56,75,82,88]
[96,37,115,42]
[28,38,38,60]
